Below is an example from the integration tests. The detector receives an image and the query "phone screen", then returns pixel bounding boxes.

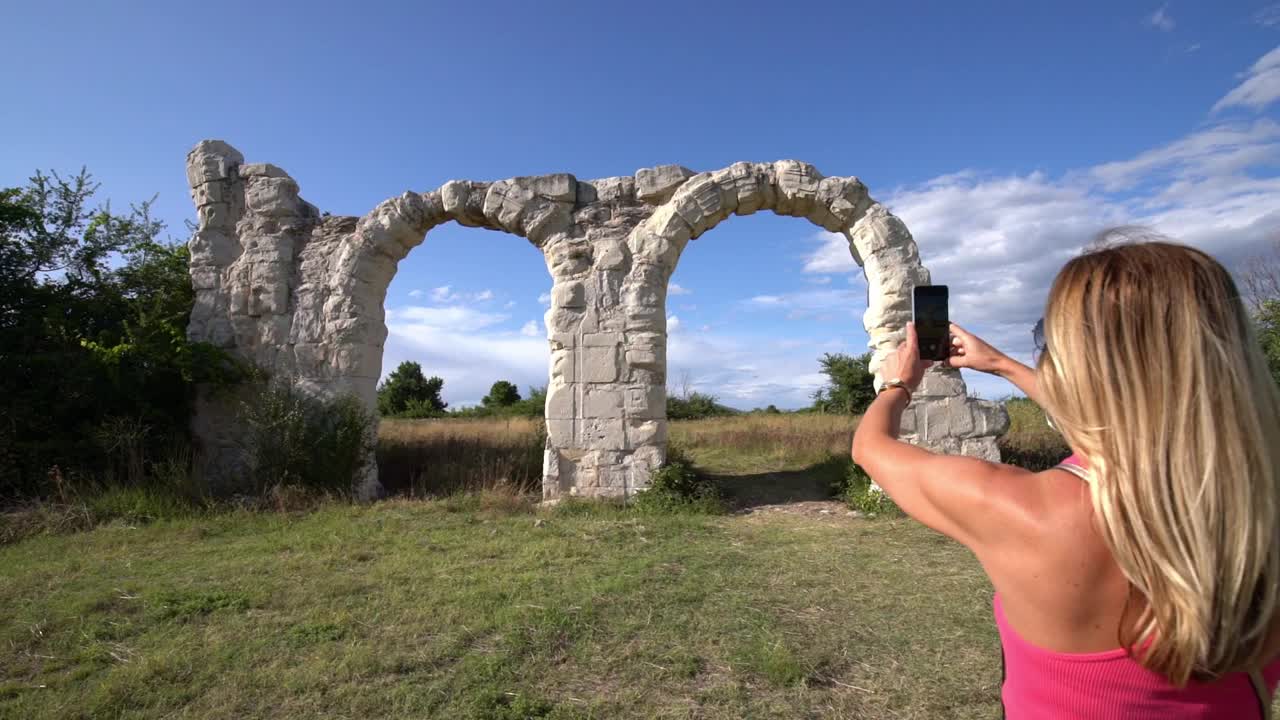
[913,285,949,361]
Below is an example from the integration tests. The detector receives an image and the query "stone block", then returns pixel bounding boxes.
[581,346,619,383]
[545,238,593,278]
[580,418,626,451]
[440,180,488,227]
[190,265,221,290]
[534,173,576,202]
[969,399,1011,437]
[245,177,302,217]
[546,418,575,446]
[626,384,666,419]
[197,203,235,230]
[550,347,574,382]
[333,343,382,378]
[523,200,572,245]
[625,348,661,368]
[545,307,583,334]
[583,388,624,418]
[773,160,822,217]
[546,381,576,419]
[186,140,243,187]
[646,205,694,245]
[593,240,626,270]
[238,163,291,179]
[898,404,918,435]
[256,315,293,346]
[191,181,228,208]
[627,228,683,270]
[626,419,666,448]
[673,173,732,237]
[635,164,695,203]
[921,399,949,443]
[590,176,636,203]
[917,368,965,398]
[961,437,1002,462]
[582,331,623,347]
[946,397,976,437]
[552,280,587,308]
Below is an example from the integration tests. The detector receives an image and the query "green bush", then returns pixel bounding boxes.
[835,461,901,517]
[239,380,376,496]
[632,447,724,514]
[0,170,242,501]
[667,391,736,420]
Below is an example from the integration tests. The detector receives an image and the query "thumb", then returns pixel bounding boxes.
[906,321,918,346]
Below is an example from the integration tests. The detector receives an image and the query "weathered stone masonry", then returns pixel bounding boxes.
[185,140,1009,500]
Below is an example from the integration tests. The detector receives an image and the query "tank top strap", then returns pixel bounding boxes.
[1053,453,1090,483]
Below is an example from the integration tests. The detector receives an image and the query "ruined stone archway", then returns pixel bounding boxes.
[185,140,1009,500]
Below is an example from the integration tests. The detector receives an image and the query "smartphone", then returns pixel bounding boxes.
[912,285,950,361]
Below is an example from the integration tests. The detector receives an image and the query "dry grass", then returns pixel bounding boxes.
[670,413,856,475]
[376,417,545,497]
[997,398,1071,471]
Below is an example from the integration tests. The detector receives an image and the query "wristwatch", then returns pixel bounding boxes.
[879,378,912,403]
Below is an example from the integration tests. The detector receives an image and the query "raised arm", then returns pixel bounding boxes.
[947,323,1044,406]
[852,324,1037,552]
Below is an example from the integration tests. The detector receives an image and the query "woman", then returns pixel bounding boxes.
[852,241,1280,719]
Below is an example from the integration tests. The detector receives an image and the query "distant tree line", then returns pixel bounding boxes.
[376,361,547,419]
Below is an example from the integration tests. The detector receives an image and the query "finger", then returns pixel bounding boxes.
[949,322,972,340]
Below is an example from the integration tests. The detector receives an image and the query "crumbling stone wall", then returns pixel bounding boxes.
[185,140,1009,500]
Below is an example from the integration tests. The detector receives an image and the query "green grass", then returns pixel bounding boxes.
[0,408,1082,719]
[0,502,1001,719]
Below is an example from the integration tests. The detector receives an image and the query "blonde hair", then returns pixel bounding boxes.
[1038,238,1280,685]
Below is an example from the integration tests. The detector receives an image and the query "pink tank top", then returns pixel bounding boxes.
[994,454,1280,719]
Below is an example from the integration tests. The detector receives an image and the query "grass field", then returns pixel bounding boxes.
[1,407,1071,719]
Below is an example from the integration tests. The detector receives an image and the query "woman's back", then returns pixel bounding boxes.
[996,593,1280,719]
[989,460,1280,718]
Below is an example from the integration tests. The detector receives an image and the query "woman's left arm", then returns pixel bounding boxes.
[852,324,1034,551]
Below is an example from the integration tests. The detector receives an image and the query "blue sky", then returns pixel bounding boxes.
[4,1,1280,407]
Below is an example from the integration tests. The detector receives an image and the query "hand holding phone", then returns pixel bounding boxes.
[912,285,950,362]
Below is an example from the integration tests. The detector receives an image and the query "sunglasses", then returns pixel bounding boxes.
[1031,317,1059,432]
[1032,318,1047,366]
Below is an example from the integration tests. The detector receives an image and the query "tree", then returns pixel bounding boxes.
[1242,236,1280,387]
[0,168,239,498]
[811,352,877,415]
[482,380,521,408]
[376,361,446,416]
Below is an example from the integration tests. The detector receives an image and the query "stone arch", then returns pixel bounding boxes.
[184,141,1008,500]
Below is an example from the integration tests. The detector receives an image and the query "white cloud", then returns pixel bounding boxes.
[520,320,540,337]
[803,231,860,274]
[1145,4,1175,31]
[667,315,681,333]
[744,288,866,321]
[408,289,425,298]
[667,328,841,409]
[821,126,1278,395]
[504,300,517,309]
[474,289,494,301]
[1213,46,1280,113]
[430,285,458,302]
[808,276,832,285]
[537,292,551,305]
[383,304,547,407]
[668,282,692,295]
